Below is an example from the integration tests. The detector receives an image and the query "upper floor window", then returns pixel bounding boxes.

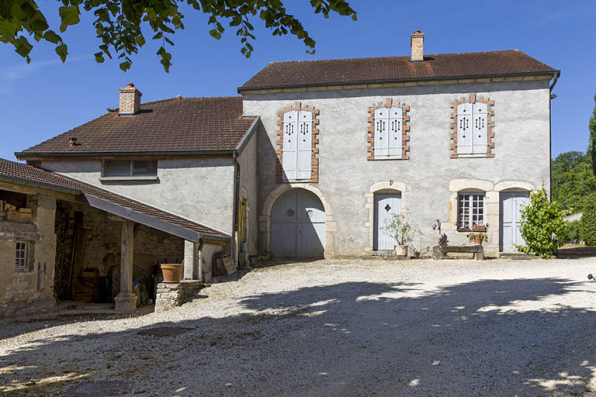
[15,241,29,272]
[457,103,488,155]
[104,160,157,178]
[282,110,312,180]
[457,192,486,231]
[374,107,402,157]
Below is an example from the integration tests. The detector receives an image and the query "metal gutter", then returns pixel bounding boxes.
[548,70,561,201]
[238,71,561,93]
[0,174,81,196]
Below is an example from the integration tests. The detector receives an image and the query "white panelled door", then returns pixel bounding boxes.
[500,192,530,252]
[271,189,325,258]
[374,193,402,251]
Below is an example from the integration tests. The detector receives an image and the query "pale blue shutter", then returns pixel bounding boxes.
[472,103,488,154]
[374,108,389,156]
[282,111,298,180]
[388,107,403,156]
[297,111,313,180]
[457,103,473,154]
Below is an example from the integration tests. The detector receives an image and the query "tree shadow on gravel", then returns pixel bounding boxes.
[1,278,596,396]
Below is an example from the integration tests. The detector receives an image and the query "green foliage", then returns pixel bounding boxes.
[0,0,357,72]
[467,233,487,243]
[580,194,596,246]
[518,187,568,258]
[561,220,581,244]
[589,94,596,177]
[551,151,596,212]
[382,211,416,247]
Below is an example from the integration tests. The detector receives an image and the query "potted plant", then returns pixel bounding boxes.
[468,233,488,245]
[382,211,416,257]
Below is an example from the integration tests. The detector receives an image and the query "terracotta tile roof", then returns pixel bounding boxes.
[19,96,255,155]
[239,50,558,91]
[0,158,229,240]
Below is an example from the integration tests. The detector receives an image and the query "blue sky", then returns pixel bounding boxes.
[0,0,595,161]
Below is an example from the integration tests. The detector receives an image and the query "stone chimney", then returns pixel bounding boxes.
[118,83,142,115]
[410,30,425,62]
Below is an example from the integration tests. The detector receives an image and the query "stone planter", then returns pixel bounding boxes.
[160,264,183,284]
[395,245,408,257]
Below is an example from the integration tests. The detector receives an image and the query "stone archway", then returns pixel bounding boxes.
[260,184,335,258]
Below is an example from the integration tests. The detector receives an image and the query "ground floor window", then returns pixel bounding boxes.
[15,241,29,272]
[457,193,486,231]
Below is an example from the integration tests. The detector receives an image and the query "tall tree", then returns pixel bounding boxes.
[0,0,357,72]
[590,93,596,177]
[551,151,596,212]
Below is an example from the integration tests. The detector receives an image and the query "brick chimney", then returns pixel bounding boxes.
[410,30,425,62]
[118,83,142,115]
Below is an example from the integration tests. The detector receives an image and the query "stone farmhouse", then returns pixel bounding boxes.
[0,31,559,316]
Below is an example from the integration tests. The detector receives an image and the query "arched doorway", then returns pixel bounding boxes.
[271,189,325,258]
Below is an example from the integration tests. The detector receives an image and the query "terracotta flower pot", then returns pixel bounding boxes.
[474,237,483,245]
[161,264,183,283]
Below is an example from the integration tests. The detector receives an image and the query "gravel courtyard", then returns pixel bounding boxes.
[2,258,596,397]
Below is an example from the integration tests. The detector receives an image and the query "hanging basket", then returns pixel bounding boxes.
[161,264,183,284]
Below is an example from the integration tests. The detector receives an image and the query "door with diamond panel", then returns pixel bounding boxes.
[374,193,402,251]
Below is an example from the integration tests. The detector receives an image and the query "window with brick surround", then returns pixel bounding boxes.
[367,99,410,161]
[15,241,28,272]
[450,94,495,158]
[276,103,320,183]
[457,193,486,232]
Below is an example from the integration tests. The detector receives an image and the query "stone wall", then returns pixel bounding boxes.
[0,193,57,318]
[155,281,203,312]
[244,79,552,257]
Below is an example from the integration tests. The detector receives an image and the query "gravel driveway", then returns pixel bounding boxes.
[2,258,596,397]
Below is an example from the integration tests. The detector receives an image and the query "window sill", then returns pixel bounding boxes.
[371,156,404,161]
[457,226,487,233]
[281,179,315,183]
[99,176,159,182]
[455,154,491,158]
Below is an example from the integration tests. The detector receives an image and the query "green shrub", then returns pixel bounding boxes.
[561,220,581,244]
[580,195,596,246]
[518,187,568,258]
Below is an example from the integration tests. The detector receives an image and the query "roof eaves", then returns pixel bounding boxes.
[15,149,237,158]
[0,174,81,196]
[238,70,560,93]
[235,116,260,155]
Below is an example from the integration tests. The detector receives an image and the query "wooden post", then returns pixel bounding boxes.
[115,220,137,311]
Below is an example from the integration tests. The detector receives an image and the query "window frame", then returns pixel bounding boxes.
[457,192,487,232]
[15,241,29,272]
[101,160,158,180]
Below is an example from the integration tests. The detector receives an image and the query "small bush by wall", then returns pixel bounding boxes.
[580,194,596,246]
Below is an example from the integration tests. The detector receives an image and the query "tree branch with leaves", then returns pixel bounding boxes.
[0,0,357,72]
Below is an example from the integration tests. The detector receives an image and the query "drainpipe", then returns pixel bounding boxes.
[548,71,561,201]
[233,152,241,265]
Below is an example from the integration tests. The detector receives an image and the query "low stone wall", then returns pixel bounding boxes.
[155,281,203,312]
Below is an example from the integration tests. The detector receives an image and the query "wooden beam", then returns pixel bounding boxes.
[0,180,78,202]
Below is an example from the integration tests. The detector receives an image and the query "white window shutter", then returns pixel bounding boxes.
[282,110,298,180]
[388,107,403,156]
[297,111,313,180]
[374,108,389,156]
[472,103,488,154]
[457,103,473,154]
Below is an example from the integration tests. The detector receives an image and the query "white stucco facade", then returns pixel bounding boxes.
[243,78,552,257]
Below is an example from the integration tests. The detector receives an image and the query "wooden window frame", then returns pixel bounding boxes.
[101,160,158,179]
[457,192,487,232]
[15,241,29,273]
